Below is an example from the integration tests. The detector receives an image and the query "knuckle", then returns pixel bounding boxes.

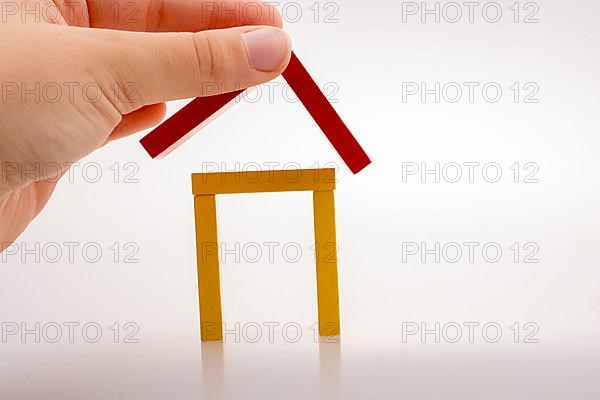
[191,33,224,85]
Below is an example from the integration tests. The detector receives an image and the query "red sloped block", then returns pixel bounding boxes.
[140,52,371,174]
[282,53,371,174]
[140,90,243,159]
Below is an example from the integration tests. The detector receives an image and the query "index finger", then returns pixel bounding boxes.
[88,0,283,31]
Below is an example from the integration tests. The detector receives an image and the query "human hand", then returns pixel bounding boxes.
[0,0,292,251]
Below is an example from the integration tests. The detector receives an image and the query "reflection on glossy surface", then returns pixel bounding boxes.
[198,338,343,400]
[201,342,225,400]
[319,337,341,400]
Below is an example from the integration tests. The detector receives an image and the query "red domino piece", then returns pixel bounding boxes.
[281,53,371,174]
[140,52,371,174]
[140,90,243,159]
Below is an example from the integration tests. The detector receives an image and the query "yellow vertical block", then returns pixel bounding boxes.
[313,190,341,337]
[194,195,223,341]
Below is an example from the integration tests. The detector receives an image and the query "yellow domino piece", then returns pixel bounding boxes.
[313,190,341,337]
[194,195,223,341]
[192,168,336,195]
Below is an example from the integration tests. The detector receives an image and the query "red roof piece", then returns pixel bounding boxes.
[140,52,371,174]
[140,90,243,159]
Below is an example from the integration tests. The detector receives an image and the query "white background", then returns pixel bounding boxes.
[1,0,600,398]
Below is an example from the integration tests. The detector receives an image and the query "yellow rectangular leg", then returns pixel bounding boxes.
[194,195,223,341]
[313,190,341,337]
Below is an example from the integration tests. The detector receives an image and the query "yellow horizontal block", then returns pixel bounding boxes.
[192,168,336,195]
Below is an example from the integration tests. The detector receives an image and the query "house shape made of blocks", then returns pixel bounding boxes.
[140,51,371,341]
[192,168,340,341]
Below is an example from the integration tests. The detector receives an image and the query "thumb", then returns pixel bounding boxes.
[89,26,292,113]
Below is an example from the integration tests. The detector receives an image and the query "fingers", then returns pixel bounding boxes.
[88,25,292,113]
[89,0,283,32]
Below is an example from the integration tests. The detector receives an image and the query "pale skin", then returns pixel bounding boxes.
[0,0,292,251]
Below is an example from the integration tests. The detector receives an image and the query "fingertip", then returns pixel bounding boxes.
[242,27,292,73]
[276,29,293,72]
